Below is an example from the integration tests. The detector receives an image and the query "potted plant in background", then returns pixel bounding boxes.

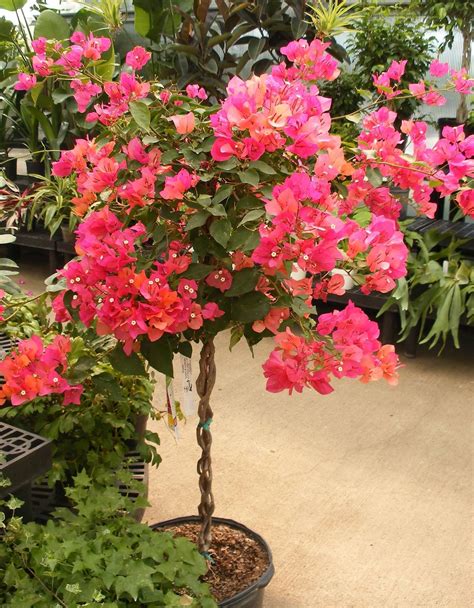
[347,0,436,129]
[0,17,24,181]
[0,289,161,521]
[0,14,472,606]
[379,225,474,353]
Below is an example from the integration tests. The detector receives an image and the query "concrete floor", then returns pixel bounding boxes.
[13,253,474,607]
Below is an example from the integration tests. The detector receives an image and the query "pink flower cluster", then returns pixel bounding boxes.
[251,172,408,296]
[52,137,170,214]
[15,32,111,92]
[16,35,152,125]
[358,108,474,218]
[0,336,83,406]
[373,58,473,106]
[86,72,150,125]
[53,208,224,355]
[210,39,339,161]
[263,302,399,394]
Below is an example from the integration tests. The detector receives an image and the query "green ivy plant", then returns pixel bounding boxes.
[0,473,217,607]
[380,226,474,350]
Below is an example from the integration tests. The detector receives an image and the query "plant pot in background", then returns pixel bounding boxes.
[438,117,474,137]
[26,159,45,177]
[60,223,75,243]
[0,155,17,181]
[152,516,275,608]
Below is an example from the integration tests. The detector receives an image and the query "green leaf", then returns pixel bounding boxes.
[177,341,192,358]
[94,40,116,81]
[209,218,232,247]
[231,292,271,323]
[181,263,214,280]
[229,325,244,350]
[67,355,97,383]
[134,5,150,36]
[129,100,150,131]
[29,81,45,105]
[366,166,383,188]
[212,184,233,204]
[185,210,209,231]
[0,17,14,41]
[0,0,27,11]
[238,169,259,186]
[216,157,239,170]
[52,89,73,104]
[34,9,70,39]
[208,204,227,217]
[92,372,122,401]
[109,345,146,376]
[238,208,265,227]
[250,160,276,175]
[248,37,265,60]
[225,268,258,297]
[0,258,18,268]
[141,337,173,377]
[291,297,315,317]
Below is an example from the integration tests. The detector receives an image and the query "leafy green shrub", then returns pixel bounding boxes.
[380,226,474,350]
[0,295,160,485]
[0,474,217,607]
[348,2,436,122]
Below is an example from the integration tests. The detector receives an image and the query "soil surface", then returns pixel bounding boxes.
[162,522,269,602]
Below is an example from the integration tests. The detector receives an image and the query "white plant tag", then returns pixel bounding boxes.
[166,378,179,439]
[180,354,196,416]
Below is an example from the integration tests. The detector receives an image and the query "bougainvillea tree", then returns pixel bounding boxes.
[2,33,473,555]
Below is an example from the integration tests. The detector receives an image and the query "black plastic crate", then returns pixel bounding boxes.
[0,422,52,496]
[30,449,149,523]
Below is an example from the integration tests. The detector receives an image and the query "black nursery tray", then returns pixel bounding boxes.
[30,449,149,523]
[0,422,52,496]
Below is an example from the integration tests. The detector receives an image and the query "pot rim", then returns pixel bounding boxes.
[150,515,275,606]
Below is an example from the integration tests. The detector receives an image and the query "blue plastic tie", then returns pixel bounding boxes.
[199,418,213,431]
[201,551,214,564]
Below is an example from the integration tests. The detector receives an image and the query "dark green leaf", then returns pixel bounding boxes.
[209,218,232,247]
[109,345,146,376]
[238,208,265,226]
[181,263,214,279]
[141,337,174,377]
[129,100,150,131]
[238,169,259,186]
[212,184,233,204]
[177,341,193,358]
[250,160,276,175]
[225,268,258,297]
[185,210,210,231]
[231,292,271,323]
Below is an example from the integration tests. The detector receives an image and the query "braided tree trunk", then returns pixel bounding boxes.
[195,338,216,554]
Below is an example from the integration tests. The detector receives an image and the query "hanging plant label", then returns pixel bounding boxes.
[180,355,196,416]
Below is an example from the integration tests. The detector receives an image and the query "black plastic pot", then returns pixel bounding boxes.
[151,516,274,608]
[26,159,45,176]
[438,117,474,137]
[0,155,17,180]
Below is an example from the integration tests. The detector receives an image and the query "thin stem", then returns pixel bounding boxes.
[20,555,67,608]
